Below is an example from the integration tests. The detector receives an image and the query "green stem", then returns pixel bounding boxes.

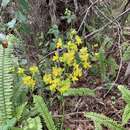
[60,95,65,130]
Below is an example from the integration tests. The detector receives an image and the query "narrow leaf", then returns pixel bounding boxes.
[85,112,125,130]
[94,122,102,130]
[63,88,95,97]
[34,96,57,130]
[118,85,130,104]
[15,103,26,120]
[122,104,130,125]
[18,0,29,12]
[24,116,42,130]
[7,18,16,29]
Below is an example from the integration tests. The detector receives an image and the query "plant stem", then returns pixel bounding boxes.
[60,95,65,130]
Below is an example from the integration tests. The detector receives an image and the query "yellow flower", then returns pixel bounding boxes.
[43,74,52,84]
[69,29,77,40]
[49,78,61,91]
[71,75,78,82]
[79,47,91,69]
[61,51,75,66]
[56,38,62,48]
[71,63,82,82]
[29,66,38,74]
[67,41,78,52]
[83,62,91,69]
[59,79,71,94]
[79,47,88,59]
[74,64,82,77]
[52,52,59,62]
[70,29,77,36]
[52,67,63,77]
[50,84,57,91]
[75,35,82,45]
[17,67,24,75]
[95,52,99,59]
[52,78,61,86]
[22,76,36,88]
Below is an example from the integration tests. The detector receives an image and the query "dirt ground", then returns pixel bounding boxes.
[51,67,130,130]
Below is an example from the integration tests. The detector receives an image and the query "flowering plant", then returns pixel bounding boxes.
[43,29,91,94]
[17,65,39,90]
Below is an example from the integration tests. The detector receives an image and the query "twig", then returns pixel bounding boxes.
[60,96,65,130]
[49,0,57,25]
[53,111,85,118]
[113,24,123,83]
[85,8,130,39]
[104,23,123,97]
[89,0,123,96]
[73,0,78,12]
[74,98,82,111]
[77,0,99,33]
[38,48,65,64]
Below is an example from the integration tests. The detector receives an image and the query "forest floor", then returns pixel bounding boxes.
[62,23,130,129]
[51,38,130,130]
[53,75,129,130]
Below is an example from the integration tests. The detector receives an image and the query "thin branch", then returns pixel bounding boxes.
[38,48,65,64]
[85,8,130,39]
[77,0,99,33]
[89,0,123,96]
[53,111,85,118]
[104,24,123,97]
[73,0,78,12]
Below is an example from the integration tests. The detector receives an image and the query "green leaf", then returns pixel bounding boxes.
[66,128,71,130]
[7,18,16,29]
[0,44,14,123]
[0,118,17,130]
[122,104,130,125]
[48,25,60,38]
[6,34,19,44]
[63,88,95,97]
[34,96,57,130]
[24,116,42,130]
[18,0,29,12]
[85,112,125,130]
[103,36,113,49]
[98,47,107,81]
[18,23,30,34]
[118,85,130,104]
[107,57,118,78]
[1,0,10,7]
[15,103,27,120]
[15,11,27,23]
[11,128,24,130]
[5,118,16,128]
[49,42,56,50]
[123,46,130,61]
[94,122,102,130]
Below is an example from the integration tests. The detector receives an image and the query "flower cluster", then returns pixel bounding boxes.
[43,29,91,94]
[17,65,38,90]
[22,76,36,89]
[56,38,62,49]
[79,47,91,69]
[29,66,39,75]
